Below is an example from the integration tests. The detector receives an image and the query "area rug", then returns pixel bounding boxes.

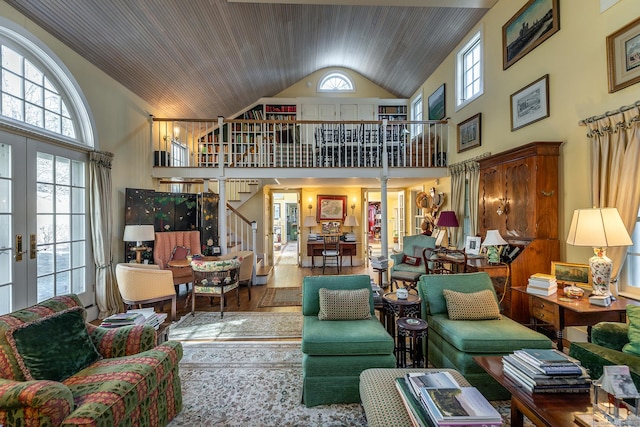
[169,342,527,427]
[258,287,302,308]
[168,311,303,341]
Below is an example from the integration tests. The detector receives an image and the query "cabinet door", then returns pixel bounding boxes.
[504,158,535,239]
[479,166,503,234]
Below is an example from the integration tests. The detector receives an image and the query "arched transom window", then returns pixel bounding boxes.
[318,71,355,92]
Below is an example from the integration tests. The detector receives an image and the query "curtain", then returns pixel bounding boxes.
[587,106,640,287]
[449,163,466,248]
[89,151,122,317]
[467,161,480,238]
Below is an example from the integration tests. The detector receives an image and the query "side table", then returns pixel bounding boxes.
[382,291,421,366]
[372,266,388,289]
[396,317,429,368]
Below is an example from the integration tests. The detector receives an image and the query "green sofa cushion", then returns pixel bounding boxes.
[592,321,630,351]
[302,353,396,376]
[302,316,394,355]
[428,313,552,353]
[623,306,640,356]
[570,341,640,389]
[419,272,499,316]
[7,306,101,381]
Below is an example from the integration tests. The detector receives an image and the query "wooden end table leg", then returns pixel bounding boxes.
[511,397,525,427]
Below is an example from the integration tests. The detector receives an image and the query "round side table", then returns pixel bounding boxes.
[397,317,429,368]
[382,291,421,365]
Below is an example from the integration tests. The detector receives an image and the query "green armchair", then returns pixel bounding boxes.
[301,274,395,407]
[0,295,182,427]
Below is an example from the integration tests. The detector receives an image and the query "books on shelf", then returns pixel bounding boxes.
[397,371,502,426]
[502,349,591,393]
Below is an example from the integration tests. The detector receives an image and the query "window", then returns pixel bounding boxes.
[619,207,640,299]
[171,140,187,167]
[411,95,423,136]
[455,29,483,111]
[318,71,355,92]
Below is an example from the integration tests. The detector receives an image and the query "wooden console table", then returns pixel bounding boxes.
[307,240,357,268]
[513,287,640,351]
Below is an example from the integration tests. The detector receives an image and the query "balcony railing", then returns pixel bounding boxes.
[152,118,448,170]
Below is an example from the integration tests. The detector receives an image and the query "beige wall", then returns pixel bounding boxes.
[412,0,640,263]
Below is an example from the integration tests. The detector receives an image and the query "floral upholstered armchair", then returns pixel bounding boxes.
[190,258,242,317]
[0,294,183,427]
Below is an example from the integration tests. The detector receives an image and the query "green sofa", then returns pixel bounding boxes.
[0,294,182,427]
[418,272,553,400]
[301,274,395,407]
[569,321,640,388]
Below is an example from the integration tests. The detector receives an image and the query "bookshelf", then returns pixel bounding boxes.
[378,104,407,121]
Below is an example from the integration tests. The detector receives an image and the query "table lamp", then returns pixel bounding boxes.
[436,211,459,247]
[123,224,155,263]
[566,207,632,296]
[482,229,508,264]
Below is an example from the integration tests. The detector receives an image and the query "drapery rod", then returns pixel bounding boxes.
[578,100,640,126]
[447,151,491,169]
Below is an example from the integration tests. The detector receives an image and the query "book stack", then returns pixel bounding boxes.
[127,308,168,330]
[526,273,558,296]
[503,348,591,393]
[370,256,389,269]
[100,312,146,328]
[396,371,502,426]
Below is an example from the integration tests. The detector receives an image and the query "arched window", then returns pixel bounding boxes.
[0,18,95,148]
[318,71,355,92]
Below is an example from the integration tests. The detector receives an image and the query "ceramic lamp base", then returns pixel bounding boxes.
[590,248,613,296]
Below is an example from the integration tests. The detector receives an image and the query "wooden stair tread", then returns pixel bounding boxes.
[256,266,272,276]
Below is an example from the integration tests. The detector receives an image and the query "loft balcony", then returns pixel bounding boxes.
[150,118,449,181]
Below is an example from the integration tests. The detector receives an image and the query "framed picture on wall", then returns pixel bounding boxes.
[457,113,481,153]
[607,16,640,93]
[428,84,446,120]
[502,0,560,70]
[510,74,549,131]
[317,195,346,221]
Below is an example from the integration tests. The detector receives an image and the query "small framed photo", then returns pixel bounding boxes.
[457,113,481,153]
[502,0,560,70]
[607,16,640,93]
[551,261,592,290]
[434,229,446,247]
[510,74,549,131]
[428,84,446,120]
[465,236,481,255]
[321,221,341,235]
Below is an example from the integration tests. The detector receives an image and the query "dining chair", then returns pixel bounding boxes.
[322,235,341,274]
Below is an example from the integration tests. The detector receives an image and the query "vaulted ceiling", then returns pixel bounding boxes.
[5,0,494,119]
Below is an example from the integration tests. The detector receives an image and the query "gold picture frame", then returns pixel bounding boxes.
[551,261,592,290]
[606,16,640,93]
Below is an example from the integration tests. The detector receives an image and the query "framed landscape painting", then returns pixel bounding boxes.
[607,16,640,93]
[510,74,549,131]
[551,261,592,290]
[457,113,481,153]
[502,0,560,70]
[428,84,446,120]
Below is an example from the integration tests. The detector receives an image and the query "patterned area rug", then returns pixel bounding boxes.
[258,287,303,308]
[169,342,524,427]
[168,312,303,341]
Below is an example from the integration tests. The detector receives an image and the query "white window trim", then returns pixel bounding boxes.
[317,70,355,93]
[0,17,96,149]
[411,94,423,136]
[455,27,483,112]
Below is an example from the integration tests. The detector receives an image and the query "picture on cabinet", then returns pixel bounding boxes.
[502,0,560,70]
[510,74,549,131]
[551,262,592,290]
[457,113,481,153]
[428,84,446,120]
[607,16,640,93]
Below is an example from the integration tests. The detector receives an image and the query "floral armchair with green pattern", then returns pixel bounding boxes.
[0,294,182,427]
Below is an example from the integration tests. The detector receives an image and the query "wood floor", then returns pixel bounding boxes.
[170,264,379,319]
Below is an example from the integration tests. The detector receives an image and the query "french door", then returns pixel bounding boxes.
[0,130,93,314]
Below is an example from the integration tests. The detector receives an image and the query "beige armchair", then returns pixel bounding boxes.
[115,263,177,321]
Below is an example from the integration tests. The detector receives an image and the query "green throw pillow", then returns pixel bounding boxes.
[7,306,101,381]
[318,288,371,320]
[623,305,640,356]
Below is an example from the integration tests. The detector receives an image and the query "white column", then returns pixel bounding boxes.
[218,177,227,255]
[380,176,389,266]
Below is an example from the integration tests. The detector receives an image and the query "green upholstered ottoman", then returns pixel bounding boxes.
[359,368,470,427]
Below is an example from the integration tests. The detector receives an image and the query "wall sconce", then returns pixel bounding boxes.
[497,198,508,216]
[303,197,317,233]
[343,198,359,232]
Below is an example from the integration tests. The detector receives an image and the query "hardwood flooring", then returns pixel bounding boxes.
[169,264,380,319]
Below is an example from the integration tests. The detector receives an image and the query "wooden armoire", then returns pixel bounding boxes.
[477,141,562,323]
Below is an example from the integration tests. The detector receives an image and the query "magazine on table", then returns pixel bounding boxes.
[513,348,581,367]
[405,371,459,399]
[419,386,502,426]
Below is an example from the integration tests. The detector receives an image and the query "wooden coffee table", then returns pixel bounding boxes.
[474,355,592,427]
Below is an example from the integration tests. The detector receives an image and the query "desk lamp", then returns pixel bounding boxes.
[123,224,155,263]
[436,211,459,247]
[566,207,632,296]
[482,230,508,264]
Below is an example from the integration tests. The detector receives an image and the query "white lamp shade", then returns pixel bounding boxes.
[343,215,359,227]
[482,229,508,246]
[123,225,155,243]
[566,208,632,247]
[303,216,318,227]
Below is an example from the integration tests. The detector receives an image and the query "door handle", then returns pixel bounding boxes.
[30,234,36,259]
[15,234,25,261]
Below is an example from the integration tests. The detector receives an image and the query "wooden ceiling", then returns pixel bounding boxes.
[5,0,493,119]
